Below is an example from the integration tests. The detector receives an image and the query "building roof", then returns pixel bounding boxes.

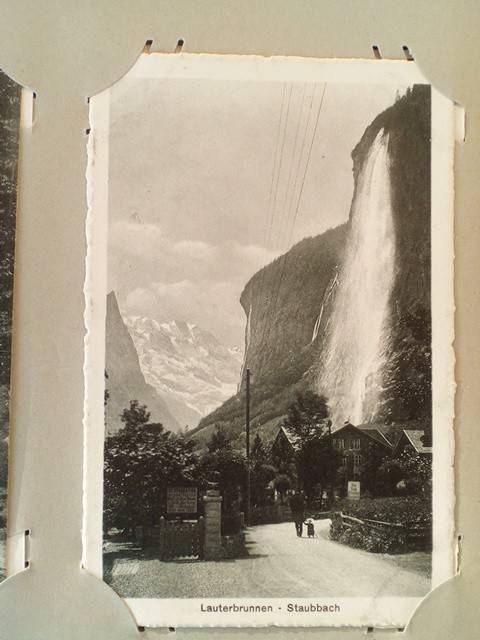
[331,421,393,450]
[275,422,432,455]
[334,421,431,451]
[372,424,414,449]
[402,429,432,454]
[357,426,393,449]
[278,425,301,449]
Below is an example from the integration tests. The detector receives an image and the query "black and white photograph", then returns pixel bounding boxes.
[84,55,455,628]
[0,68,20,581]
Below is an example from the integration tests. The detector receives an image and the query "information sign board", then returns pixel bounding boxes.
[347,480,361,500]
[166,486,198,513]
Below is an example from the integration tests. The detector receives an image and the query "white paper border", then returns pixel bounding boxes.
[83,53,456,628]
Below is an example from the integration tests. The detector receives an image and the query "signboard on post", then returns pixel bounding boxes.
[166,486,198,514]
[347,481,361,501]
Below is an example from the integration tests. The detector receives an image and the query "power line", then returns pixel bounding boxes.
[261,83,287,252]
[251,84,293,366]
[287,83,328,244]
[276,83,308,249]
[254,83,316,361]
[268,83,293,247]
[279,83,317,251]
[264,83,328,344]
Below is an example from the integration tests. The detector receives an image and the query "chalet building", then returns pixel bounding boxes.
[272,422,394,480]
[272,421,431,481]
[271,425,300,463]
[329,422,393,479]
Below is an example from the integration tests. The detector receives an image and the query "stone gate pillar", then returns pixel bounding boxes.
[203,489,222,560]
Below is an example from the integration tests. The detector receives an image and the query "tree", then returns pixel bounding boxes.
[358,441,389,496]
[250,434,276,507]
[104,370,110,408]
[251,433,268,463]
[380,304,432,433]
[283,391,341,505]
[120,399,150,430]
[283,390,329,441]
[398,448,432,495]
[199,428,246,513]
[376,459,404,496]
[104,401,199,535]
[296,435,342,506]
[207,427,232,454]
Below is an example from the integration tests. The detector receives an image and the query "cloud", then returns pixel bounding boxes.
[110,226,282,345]
[122,277,247,346]
[231,243,282,271]
[173,240,217,260]
[124,287,160,316]
[110,221,164,256]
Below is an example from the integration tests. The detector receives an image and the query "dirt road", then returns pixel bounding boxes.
[106,520,431,599]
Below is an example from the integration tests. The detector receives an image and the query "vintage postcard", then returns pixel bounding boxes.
[84,54,456,628]
[0,68,21,581]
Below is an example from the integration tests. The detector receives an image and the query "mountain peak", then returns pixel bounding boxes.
[124,313,243,429]
[105,292,180,434]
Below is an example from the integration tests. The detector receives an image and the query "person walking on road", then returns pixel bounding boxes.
[289,491,306,537]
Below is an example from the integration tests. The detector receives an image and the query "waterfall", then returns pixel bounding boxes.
[311,269,339,343]
[320,129,395,426]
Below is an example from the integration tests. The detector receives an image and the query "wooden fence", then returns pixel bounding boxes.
[137,517,205,560]
[332,511,431,550]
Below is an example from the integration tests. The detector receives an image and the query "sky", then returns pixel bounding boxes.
[107,75,405,348]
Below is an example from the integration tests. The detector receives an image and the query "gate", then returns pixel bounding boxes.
[138,517,204,559]
[159,516,204,560]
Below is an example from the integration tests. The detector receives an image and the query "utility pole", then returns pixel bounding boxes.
[245,368,251,527]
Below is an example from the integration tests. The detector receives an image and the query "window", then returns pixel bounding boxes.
[352,438,361,450]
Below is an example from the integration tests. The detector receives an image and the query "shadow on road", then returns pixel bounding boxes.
[103,528,269,581]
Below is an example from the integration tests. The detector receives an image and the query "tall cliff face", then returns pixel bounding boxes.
[240,224,347,388]
[193,85,431,447]
[192,227,347,447]
[105,292,180,434]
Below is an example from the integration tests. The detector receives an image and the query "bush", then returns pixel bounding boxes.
[332,519,414,553]
[329,496,431,553]
[332,495,431,526]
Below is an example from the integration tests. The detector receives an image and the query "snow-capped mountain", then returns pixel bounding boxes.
[124,315,243,430]
[105,292,180,434]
